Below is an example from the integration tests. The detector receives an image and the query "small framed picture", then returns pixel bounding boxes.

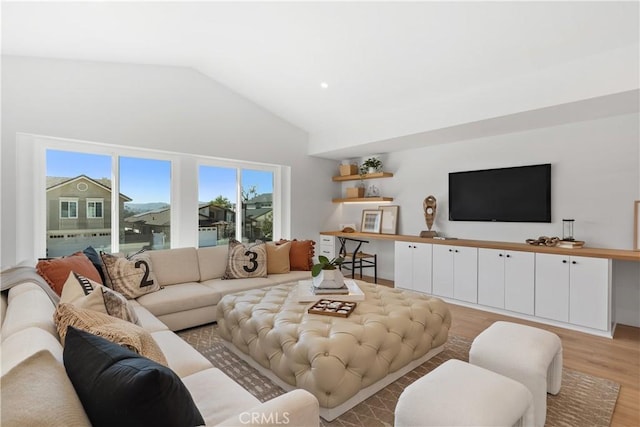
[379,205,399,234]
[634,200,640,251]
[361,210,382,233]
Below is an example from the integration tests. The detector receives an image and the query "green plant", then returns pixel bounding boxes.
[311,255,345,277]
[360,157,382,174]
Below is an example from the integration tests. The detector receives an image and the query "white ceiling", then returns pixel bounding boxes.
[2,1,639,159]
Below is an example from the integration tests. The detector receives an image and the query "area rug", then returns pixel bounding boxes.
[178,324,619,427]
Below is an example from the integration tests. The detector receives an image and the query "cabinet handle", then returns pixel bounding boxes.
[499,254,503,257]
[562,260,568,264]
[506,254,511,258]
[454,249,459,253]
[448,249,453,252]
[572,261,577,265]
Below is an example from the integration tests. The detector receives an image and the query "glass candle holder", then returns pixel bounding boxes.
[562,219,575,241]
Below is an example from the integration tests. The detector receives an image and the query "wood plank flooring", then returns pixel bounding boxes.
[361,276,640,426]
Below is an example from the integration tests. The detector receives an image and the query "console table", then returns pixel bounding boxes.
[320,231,640,337]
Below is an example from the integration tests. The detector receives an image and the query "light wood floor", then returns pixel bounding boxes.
[364,276,640,426]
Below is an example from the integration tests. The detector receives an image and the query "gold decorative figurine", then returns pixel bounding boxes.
[420,195,438,238]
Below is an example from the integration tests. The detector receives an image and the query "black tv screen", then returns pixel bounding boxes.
[449,164,551,222]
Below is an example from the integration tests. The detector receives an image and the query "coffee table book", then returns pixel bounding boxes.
[297,280,365,302]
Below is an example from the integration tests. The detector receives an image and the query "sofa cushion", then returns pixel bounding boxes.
[182,368,260,426]
[1,327,64,376]
[201,277,274,298]
[279,239,316,271]
[223,240,267,279]
[148,247,200,286]
[100,252,161,299]
[267,270,313,285]
[60,272,139,324]
[36,251,103,295]
[267,241,291,274]
[136,283,220,317]
[63,327,205,427]
[197,246,229,281]
[1,350,91,427]
[129,302,170,333]
[1,283,57,340]
[150,330,213,378]
[54,303,167,366]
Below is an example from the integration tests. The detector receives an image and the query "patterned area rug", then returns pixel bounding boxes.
[178,324,619,427]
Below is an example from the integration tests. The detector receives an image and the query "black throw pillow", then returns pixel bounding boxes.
[83,246,107,284]
[63,326,205,427]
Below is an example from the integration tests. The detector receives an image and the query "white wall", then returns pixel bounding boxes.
[333,113,640,326]
[1,55,336,267]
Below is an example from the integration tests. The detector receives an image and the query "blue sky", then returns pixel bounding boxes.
[47,150,273,204]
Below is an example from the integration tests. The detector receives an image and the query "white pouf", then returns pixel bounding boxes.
[395,359,534,427]
[469,321,563,427]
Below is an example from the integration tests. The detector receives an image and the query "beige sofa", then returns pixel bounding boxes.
[140,246,313,331]
[0,245,320,426]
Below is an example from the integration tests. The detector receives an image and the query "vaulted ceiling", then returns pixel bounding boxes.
[3,1,639,159]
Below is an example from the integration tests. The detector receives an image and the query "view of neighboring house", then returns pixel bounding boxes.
[46,175,131,257]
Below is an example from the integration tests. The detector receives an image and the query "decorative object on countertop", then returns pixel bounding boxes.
[346,186,365,198]
[558,219,585,248]
[379,205,399,234]
[360,156,383,175]
[361,209,383,233]
[339,159,359,176]
[311,255,345,289]
[366,184,380,197]
[420,195,439,238]
[525,236,560,246]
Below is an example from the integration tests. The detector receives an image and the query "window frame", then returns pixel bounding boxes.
[59,198,78,219]
[86,198,104,219]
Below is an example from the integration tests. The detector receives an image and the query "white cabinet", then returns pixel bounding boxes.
[535,253,611,331]
[432,245,478,303]
[318,235,336,259]
[394,241,432,294]
[478,249,534,315]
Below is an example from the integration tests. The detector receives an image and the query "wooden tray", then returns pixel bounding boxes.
[308,300,357,318]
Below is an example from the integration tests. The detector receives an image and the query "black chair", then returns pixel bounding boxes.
[338,237,377,283]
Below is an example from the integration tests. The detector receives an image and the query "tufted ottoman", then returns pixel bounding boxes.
[395,359,534,427]
[469,321,563,427]
[216,281,451,421]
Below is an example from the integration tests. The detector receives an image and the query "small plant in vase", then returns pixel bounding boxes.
[311,256,345,289]
[360,157,383,175]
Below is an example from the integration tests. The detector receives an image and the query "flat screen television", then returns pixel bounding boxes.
[448,163,551,222]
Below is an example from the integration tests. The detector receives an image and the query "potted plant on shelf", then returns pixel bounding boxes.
[360,157,383,175]
[311,255,345,288]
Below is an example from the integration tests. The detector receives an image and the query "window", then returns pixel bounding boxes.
[198,165,237,247]
[60,199,78,219]
[241,169,274,243]
[87,199,104,218]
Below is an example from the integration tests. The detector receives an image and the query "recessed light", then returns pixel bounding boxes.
[320,82,329,89]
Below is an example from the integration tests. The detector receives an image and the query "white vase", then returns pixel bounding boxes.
[312,269,345,289]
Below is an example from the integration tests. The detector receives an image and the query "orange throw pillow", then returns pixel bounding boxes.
[36,252,103,296]
[279,239,315,271]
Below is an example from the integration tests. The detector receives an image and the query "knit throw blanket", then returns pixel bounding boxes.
[0,264,60,304]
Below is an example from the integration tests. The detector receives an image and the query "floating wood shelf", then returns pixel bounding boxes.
[332,172,394,182]
[332,197,394,203]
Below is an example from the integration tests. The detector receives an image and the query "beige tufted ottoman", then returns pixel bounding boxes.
[216,281,451,421]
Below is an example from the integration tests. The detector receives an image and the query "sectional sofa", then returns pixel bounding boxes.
[0,244,320,426]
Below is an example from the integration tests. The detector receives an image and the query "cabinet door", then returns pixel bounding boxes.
[394,241,414,290]
[504,251,535,315]
[432,245,454,297]
[412,243,433,294]
[453,247,478,303]
[478,249,505,308]
[569,256,610,331]
[535,253,570,322]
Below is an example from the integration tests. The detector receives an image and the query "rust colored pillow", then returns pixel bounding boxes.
[36,252,103,296]
[279,239,315,271]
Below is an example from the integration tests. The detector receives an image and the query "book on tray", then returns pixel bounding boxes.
[312,285,350,295]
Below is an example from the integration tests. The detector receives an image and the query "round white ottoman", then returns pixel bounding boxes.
[395,359,534,427]
[469,321,563,427]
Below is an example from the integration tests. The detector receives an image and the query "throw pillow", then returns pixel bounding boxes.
[60,271,139,324]
[36,251,103,295]
[54,303,166,366]
[279,239,316,271]
[63,327,204,427]
[222,239,267,279]
[100,251,160,299]
[266,241,291,274]
[83,246,107,284]
[1,350,92,427]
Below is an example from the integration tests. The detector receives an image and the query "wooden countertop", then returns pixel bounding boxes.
[320,231,640,262]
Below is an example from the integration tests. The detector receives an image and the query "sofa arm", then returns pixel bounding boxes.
[215,389,319,427]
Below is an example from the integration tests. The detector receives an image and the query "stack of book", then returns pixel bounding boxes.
[556,240,585,249]
[312,284,350,295]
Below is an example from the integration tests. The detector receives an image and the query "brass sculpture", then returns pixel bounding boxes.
[420,196,438,238]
